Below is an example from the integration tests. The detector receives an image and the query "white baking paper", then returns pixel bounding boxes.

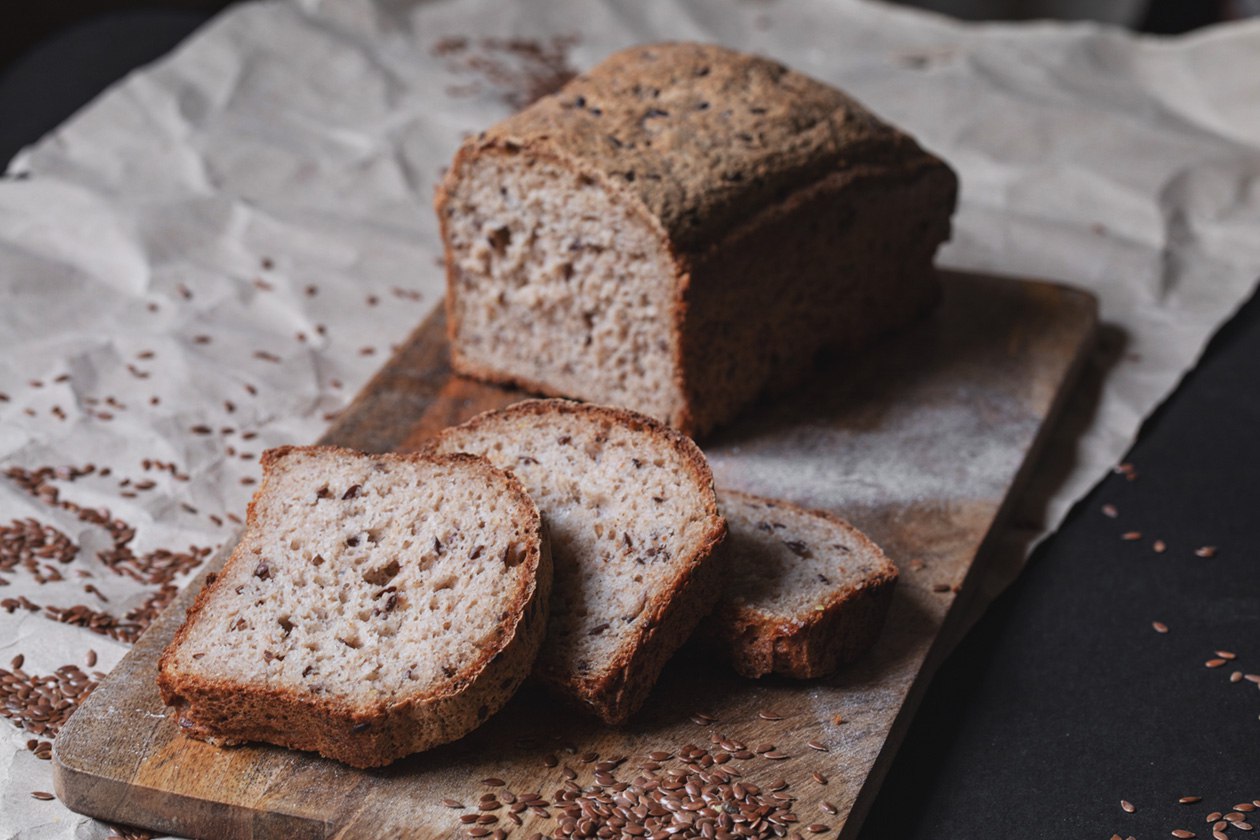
[2,1,1259,836]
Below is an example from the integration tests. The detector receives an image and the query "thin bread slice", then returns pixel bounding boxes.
[157,445,550,768]
[704,491,897,679]
[427,399,726,724]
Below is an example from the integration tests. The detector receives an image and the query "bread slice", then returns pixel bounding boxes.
[427,399,726,724]
[436,42,957,436]
[157,445,550,768]
[704,491,897,679]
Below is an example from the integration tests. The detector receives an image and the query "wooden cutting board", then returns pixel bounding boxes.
[53,270,1097,839]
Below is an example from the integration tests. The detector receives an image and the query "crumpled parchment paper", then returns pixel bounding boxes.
[2,0,1259,836]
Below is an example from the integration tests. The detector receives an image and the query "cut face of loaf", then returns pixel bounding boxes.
[704,491,897,679]
[437,41,958,437]
[157,446,550,768]
[427,399,727,724]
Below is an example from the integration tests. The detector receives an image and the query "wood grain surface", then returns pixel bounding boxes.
[52,271,1097,839]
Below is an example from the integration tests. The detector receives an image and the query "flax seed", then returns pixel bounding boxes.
[1195,546,1217,558]
[1121,800,1135,813]
[1153,621,1170,633]
[1180,796,1203,804]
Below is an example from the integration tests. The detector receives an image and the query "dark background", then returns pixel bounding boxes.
[3,2,1258,838]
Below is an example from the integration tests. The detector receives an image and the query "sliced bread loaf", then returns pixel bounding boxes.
[437,42,957,436]
[704,491,897,679]
[157,445,550,768]
[427,399,726,724]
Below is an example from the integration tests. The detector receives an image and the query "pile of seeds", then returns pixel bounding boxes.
[5,465,213,587]
[431,35,580,110]
[0,518,78,584]
[448,731,842,839]
[0,655,102,751]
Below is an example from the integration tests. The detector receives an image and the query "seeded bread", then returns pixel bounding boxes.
[426,399,727,724]
[436,41,958,437]
[704,491,897,679]
[157,445,550,768]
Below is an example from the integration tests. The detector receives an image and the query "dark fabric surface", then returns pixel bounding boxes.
[4,11,1259,838]
[0,9,210,168]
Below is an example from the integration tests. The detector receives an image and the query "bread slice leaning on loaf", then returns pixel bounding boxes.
[427,399,727,724]
[157,446,551,768]
[437,41,958,437]
[703,491,897,679]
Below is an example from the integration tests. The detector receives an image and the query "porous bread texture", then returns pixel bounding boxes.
[157,446,550,768]
[436,41,958,437]
[705,491,897,679]
[427,399,727,724]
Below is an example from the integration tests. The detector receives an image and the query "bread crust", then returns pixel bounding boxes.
[426,399,727,724]
[435,42,958,436]
[156,446,552,768]
[709,491,897,680]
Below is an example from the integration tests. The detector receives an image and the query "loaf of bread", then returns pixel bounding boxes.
[157,446,550,768]
[436,41,958,437]
[703,491,897,679]
[427,399,727,724]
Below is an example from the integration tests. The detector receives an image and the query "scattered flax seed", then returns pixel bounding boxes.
[1170,832,1196,839]
[1153,539,1167,553]
[31,791,55,801]
[812,771,829,784]
[1102,504,1119,518]
[758,710,784,721]
[1153,621,1170,634]
[1180,796,1203,804]
[1208,813,1223,822]
[1216,651,1236,660]
[821,801,839,815]
[807,825,831,834]
[482,778,506,787]
[806,740,829,752]
[1122,531,1143,541]
[1205,659,1228,669]
[443,799,465,809]
[1231,671,1244,683]
[1122,800,1136,813]
[1195,546,1217,558]
[86,649,97,667]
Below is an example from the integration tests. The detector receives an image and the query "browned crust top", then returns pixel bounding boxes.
[440,41,945,252]
[158,445,546,718]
